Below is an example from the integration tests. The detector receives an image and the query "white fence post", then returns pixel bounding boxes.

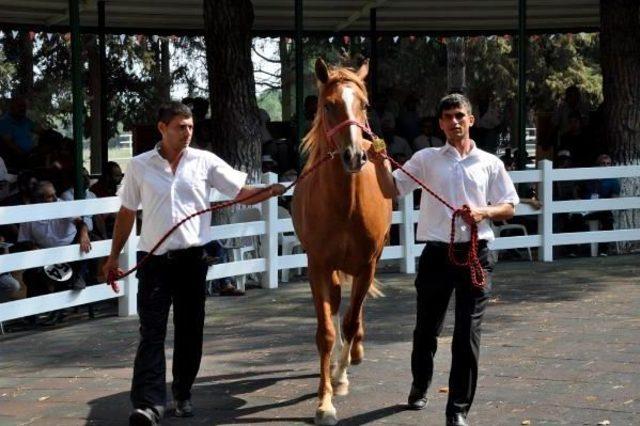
[118,218,138,316]
[261,172,279,289]
[399,193,415,274]
[539,160,554,262]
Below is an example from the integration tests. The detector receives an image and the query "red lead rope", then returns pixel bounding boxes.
[106,151,336,292]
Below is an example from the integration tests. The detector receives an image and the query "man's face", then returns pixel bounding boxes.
[110,166,123,185]
[158,115,193,151]
[439,106,474,142]
[41,186,57,203]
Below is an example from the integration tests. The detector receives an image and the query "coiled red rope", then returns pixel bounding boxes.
[106,151,336,292]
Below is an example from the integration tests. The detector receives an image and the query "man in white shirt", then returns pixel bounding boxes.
[103,102,284,426]
[372,93,519,426]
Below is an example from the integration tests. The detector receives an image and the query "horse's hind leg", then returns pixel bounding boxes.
[309,264,339,425]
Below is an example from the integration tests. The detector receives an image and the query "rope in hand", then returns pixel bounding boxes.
[106,151,337,292]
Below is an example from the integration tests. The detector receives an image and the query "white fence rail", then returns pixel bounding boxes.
[1,161,639,322]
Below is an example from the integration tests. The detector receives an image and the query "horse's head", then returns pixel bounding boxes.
[314,58,371,174]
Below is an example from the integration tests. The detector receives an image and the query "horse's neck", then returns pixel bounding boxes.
[319,154,368,209]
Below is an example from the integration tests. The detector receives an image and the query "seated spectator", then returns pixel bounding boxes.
[0,236,21,303]
[0,170,38,243]
[0,96,42,171]
[412,116,444,151]
[0,154,10,202]
[59,168,98,238]
[380,112,412,164]
[558,111,593,167]
[583,154,620,256]
[396,94,421,143]
[261,154,278,174]
[17,181,93,290]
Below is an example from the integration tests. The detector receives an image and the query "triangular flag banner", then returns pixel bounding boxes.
[47,33,53,41]
[0,31,4,38]
[328,36,334,43]
[488,35,496,41]
[409,35,416,43]
[343,36,350,44]
[152,35,159,43]
[360,36,366,43]
[12,30,18,39]
[119,34,126,43]
[393,35,399,43]
[425,36,430,43]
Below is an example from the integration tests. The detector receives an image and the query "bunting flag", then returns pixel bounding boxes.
[151,34,159,43]
[359,36,366,43]
[119,34,126,43]
[46,33,53,41]
[393,35,399,43]
[503,34,512,41]
[437,36,447,45]
[11,30,18,39]
[342,35,350,45]
[425,35,430,43]
[0,31,4,38]
[487,35,497,41]
[328,36,334,43]
[409,35,416,43]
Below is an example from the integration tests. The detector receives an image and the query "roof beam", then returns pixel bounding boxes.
[334,0,388,32]
[46,0,93,26]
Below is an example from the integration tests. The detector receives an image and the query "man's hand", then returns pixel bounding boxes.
[269,183,286,197]
[102,256,122,293]
[78,228,92,253]
[469,207,488,223]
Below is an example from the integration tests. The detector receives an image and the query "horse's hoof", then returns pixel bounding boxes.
[351,343,364,365]
[315,407,338,426]
[333,381,349,396]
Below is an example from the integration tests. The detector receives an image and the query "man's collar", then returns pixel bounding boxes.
[440,140,478,158]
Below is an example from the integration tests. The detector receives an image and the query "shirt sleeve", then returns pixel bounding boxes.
[119,159,141,210]
[488,159,520,205]
[17,223,30,243]
[206,154,248,199]
[392,150,427,197]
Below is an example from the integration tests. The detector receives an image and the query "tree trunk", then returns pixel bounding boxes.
[87,35,102,174]
[13,31,33,96]
[446,37,466,93]
[204,0,262,223]
[601,0,640,251]
[280,37,293,119]
[157,38,171,102]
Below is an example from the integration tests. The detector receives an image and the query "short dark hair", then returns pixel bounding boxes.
[157,101,193,124]
[436,93,472,118]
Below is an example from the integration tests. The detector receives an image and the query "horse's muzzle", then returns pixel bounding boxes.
[342,148,368,173]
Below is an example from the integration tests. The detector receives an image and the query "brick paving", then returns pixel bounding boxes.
[0,255,638,425]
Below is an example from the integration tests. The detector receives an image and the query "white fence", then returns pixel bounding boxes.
[1,160,639,322]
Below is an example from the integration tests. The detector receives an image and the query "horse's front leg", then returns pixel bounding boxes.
[332,264,376,396]
[309,264,338,426]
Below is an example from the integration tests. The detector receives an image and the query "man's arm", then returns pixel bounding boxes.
[470,203,516,223]
[234,184,286,205]
[72,219,91,253]
[370,152,399,199]
[102,206,136,291]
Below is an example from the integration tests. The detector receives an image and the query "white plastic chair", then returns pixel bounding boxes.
[278,206,303,282]
[492,221,533,261]
[221,207,263,291]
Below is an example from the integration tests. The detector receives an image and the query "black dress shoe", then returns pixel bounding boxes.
[129,407,160,426]
[407,385,428,410]
[174,399,194,417]
[446,413,469,426]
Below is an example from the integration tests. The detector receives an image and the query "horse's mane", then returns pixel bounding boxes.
[301,66,369,169]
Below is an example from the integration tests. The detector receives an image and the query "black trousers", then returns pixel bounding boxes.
[411,241,495,417]
[130,246,208,413]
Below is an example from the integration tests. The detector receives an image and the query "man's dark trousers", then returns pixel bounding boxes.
[411,241,495,417]
[130,246,208,414]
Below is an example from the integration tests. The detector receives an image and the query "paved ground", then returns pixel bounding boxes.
[0,255,638,426]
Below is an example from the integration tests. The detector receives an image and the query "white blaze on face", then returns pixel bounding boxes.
[341,86,360,148]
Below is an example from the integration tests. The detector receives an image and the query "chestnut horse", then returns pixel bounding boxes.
[292,58,392,425]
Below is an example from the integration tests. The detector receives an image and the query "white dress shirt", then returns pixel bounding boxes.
[18,201,78,248]
[393,141,519,243]
[120,145,247,254]
[60,188,96,232]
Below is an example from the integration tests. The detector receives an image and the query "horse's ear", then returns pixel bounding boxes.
[315,58,329,84]
[356,58,370,80]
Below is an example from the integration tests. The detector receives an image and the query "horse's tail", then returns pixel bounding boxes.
[337,271,385,298]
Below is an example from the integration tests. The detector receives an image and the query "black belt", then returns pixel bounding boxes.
[141,245,204,260]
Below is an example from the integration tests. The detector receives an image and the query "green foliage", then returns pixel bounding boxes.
[257,89,282,121]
